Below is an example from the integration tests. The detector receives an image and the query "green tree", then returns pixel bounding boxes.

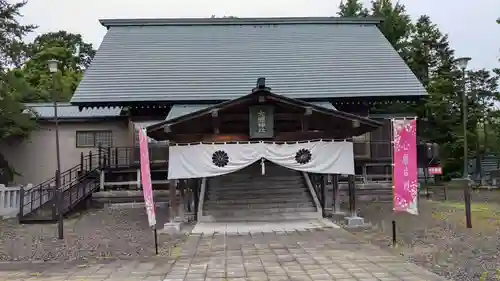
[369,0,412,51]
[13,31,96,102]
[0,0,37,183]
[0,0,36,70]
[337,0,368,17]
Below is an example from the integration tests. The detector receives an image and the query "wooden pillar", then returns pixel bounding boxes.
[332,174,341,214]
[136,169,141,190]
[321,175,327,217]
[100,170,106,191]
[193,179,199,221]
[169,179,177,222]
[348,174,357,217]
[177,180,185,222]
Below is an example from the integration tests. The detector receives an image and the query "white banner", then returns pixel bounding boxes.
[168,140,354,179]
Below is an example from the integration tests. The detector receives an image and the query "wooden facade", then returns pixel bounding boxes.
[147,87,382,144]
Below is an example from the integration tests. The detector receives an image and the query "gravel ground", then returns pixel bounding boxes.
[0,206,192,261]
[337,189,500,281]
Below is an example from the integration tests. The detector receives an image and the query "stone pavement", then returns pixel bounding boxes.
[0,225,449,281]
[192,219,339,234]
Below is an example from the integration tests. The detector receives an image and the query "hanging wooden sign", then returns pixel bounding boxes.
[249,105,274,139]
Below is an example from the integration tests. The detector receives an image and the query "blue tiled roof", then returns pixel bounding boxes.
[71,17,427,106]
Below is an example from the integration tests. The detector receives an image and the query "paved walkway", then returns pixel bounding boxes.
[192,218,339,234]
[0,224,448,281]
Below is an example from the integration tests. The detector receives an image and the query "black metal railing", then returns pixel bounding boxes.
[100,145,169,168]
[19,150,102,221]
[19,145,170,222]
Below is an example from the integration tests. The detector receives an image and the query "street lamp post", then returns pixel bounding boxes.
[454,56,472,229]
[47,59,64,239]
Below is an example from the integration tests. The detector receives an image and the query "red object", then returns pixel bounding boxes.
[428,166,443,175]
[139,127,156,227]
[392,119,418,215]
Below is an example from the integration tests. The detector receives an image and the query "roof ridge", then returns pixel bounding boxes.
[100,16,383,27]
[24,102,72,107]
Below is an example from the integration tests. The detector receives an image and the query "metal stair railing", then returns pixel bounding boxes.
[18,149,104,221]
[99,145,169,169]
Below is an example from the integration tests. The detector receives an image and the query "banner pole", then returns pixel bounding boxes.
[154,227,159,255]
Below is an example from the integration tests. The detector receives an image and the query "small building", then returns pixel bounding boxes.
[14,17,426,223]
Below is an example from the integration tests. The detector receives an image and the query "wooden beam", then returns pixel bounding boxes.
[302,107,312,131]
[275,131,339,141]
[212,109,220,134]
[301,115,309,132]
[218,113,306,122]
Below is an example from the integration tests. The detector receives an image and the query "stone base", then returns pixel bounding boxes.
[161,222,182,234]
[331,210,346,216]
[344,216,371,228]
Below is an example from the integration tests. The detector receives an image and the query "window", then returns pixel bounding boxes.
[76,131,113,147]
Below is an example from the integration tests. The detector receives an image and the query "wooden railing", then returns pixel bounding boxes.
[100,146,168,168]
[354,140,392,159]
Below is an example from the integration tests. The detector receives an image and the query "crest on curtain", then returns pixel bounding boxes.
[212,150,229,167]
[295,149,312,164]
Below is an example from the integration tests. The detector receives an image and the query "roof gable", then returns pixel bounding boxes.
[71,17,427,106]
[147,87,381,140]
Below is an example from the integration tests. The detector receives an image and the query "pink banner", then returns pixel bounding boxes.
[138,127,156,227]
[392,119,418,215]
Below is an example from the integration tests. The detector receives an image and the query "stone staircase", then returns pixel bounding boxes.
[202,162,321,222]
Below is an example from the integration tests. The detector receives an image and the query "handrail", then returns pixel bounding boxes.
[19,145,170,221]
[302,172,323,216]
[19,149,102,219]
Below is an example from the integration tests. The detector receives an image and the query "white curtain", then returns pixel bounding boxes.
[168,140,354,179]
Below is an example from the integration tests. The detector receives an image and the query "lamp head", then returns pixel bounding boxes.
[47,59,60,73]
[454,57,471,70]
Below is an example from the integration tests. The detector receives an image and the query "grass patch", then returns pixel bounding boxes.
[429,201,500,225]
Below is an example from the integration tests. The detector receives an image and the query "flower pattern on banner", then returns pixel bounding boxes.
[392,119,418,215]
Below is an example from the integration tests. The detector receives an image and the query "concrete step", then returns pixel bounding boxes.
[207,193,309,201]
[210,173,302,181]
[209,188,307,196]
[209,185,306,193]
[205,206,318,217]
[203,197,312,205]
[204,201,315,210]
[212,180,304,188]
[205,212,321,222]
[213,179,304,186]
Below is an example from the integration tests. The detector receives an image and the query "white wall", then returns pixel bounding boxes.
[0,120,130,185]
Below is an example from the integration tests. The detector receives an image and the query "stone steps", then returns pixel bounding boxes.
[212,180,304,189]
[204,197,313,205]
[208,188,307,197]
[206,206,317,216]
[202,162,319,222]
[206,212,321,222]
[204,201,315,209]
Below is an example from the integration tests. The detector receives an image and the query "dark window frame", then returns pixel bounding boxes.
[76,130,113,148]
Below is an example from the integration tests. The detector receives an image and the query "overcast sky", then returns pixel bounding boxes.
[13,0,500,71]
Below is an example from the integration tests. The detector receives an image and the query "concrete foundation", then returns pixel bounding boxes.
[161,222,182,234]
[344,216,371,228]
